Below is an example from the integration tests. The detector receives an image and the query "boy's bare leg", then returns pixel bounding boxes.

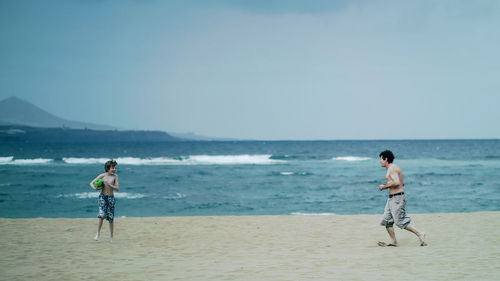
[95,218,104,241]
[404,225,427,246]
[109,222,114,242]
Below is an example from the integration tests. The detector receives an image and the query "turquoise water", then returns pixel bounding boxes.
[1,140,499,218]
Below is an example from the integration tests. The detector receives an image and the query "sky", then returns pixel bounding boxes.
[1,0,499,140]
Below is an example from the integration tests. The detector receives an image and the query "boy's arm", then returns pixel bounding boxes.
[90,173,105,190]
[114,175,119,191]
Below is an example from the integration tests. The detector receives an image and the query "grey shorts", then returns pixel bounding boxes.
[380,194,411,229]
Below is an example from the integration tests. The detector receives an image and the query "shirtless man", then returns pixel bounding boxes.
[378,150,427,247]
[90,160,119,242]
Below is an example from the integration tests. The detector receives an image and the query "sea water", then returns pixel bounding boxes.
[1,140,499,218]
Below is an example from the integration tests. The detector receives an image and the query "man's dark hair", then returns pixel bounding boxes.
[379,150,395,163]
[105,159,117,172]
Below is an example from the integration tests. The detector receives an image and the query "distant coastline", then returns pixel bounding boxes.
[1,125,498,143]
[0,125,183,143]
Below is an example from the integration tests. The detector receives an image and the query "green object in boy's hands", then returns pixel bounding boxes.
[94,179,104,188]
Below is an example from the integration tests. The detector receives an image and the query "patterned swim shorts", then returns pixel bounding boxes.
[98,193,116,222]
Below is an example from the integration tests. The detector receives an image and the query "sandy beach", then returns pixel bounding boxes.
[1,212,499,280]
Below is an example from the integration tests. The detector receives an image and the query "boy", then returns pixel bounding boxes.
[90,159,119,242]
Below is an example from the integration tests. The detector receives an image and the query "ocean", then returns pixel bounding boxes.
[1,140,499,218]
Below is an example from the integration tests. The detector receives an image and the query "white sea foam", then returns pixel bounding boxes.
[58,192,146,199]
[62,155,284,165]
[63,157,109,164]
[12,158,53,164]
[0,156,14,163]
[332,156,372,162]
[187,155,283,165]
[4,155,284,166]
[62,157,177,165]
[280,171,310,176]
[291,212,337,216]
[164,193,187,200]
[0,157,53,165]
[114,192,147,199]
[116,157,179,165]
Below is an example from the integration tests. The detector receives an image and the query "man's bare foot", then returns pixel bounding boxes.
[94,233,99,241]
[419,232,427,246]
[110,237,114,243]
[378,241,398,247]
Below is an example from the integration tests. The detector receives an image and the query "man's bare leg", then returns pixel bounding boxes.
[109,222,114,243]
[94,218,104,241]
[378,226,398,246]
[386,226,398,246]
[404,225,427,246]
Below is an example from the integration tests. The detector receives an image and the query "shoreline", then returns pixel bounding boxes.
[3,209,498,219]
[1,212,499,280]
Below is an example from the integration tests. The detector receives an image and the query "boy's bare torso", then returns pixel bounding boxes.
[101,173,117,196]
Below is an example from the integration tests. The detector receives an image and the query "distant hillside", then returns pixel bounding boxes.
[0,96,236,142]
[0,97,117,130]
[0,125,181,143]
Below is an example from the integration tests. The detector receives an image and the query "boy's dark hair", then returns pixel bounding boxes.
[105,159,118,172]
[379,150,395,163]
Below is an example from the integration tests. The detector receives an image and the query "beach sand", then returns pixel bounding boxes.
[1,212,499,280]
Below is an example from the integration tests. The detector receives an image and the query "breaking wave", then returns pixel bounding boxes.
[57,192,146,199]
[0,157,53,165]
[332,156,372,162]
[63,155,284,165]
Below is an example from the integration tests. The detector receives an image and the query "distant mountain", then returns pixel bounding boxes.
[0,97,182,142]
[0,96,236,142]
[0,96,117,130]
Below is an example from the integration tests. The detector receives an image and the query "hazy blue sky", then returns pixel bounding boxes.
[1,0,499,140]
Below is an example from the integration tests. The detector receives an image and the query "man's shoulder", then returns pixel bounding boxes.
[389,164,401,172]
